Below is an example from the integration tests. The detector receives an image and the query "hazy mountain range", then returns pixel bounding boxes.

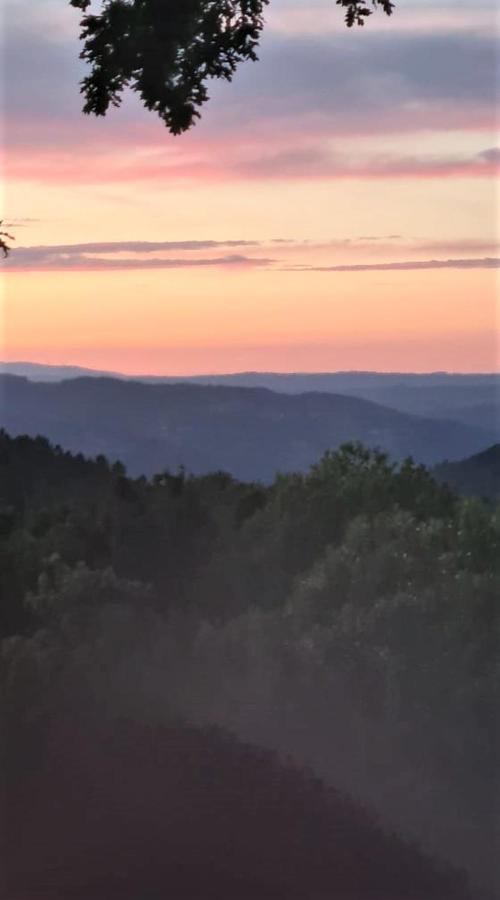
[1,373,497,481]
[2,361,499,437]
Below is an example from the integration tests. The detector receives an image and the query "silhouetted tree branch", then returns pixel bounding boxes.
[1,2,395,259]
[69,0,395,135]
[0,222,14,258]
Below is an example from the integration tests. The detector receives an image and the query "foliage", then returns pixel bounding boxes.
[0,220,14,257]
[69,0,395,134]
[338,0,394,28]
[1,431,498,893]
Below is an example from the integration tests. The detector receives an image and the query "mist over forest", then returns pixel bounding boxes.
[2,429,498,898]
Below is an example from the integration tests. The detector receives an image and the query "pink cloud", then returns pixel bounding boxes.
[4,25,498,187]
[6,136,499,186]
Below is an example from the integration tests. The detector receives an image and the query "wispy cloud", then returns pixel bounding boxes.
[299,237,500,254]
[410,239,500,255]
[4,245,275,272]
[8,141,500,186]
[285,257,500,273]
[5,238,499,274]
[3,217,45,227]
[11,239,261,255]
[232,147,500,182]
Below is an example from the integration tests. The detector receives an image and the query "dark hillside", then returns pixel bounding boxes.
[5,715,473,900]
[435,444,500,501]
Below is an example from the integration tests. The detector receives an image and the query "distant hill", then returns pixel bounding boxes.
[2,362,498,436]
[0,360,120,381]
[0,374,495,480]
[2,361,497,389]
[435,444,500,501]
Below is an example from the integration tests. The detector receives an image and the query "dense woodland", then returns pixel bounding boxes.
[1,430,499,896]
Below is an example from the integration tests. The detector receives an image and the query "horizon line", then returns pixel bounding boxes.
[2,360,500,379]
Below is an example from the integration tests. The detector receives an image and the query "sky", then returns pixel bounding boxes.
[1,0,499,374]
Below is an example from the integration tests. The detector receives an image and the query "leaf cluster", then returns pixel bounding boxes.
[69,0,395,133]
[70,0,270,134]
[337,0,394,28]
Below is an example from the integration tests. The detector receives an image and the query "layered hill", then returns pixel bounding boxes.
[0,374,495,480]
[435,444,500,501]
[2,362,498,436]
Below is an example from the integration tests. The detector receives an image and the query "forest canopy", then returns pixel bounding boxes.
[1,431,498,894]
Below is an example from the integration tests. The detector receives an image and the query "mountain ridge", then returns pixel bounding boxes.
[2,362,498,436]
[2,359,499,382]
[1,373,495,481]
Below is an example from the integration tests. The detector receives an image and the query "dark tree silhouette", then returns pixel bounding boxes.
[0,2,395,246]
[0,221,14,257]
[69,0,395,135]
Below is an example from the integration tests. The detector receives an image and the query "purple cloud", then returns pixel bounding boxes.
[4,246,275,272]
[4,23,497,146]
[11,239,260,255]
[232,146,500,181]
[285,257,500,272]
[478,148,500,163]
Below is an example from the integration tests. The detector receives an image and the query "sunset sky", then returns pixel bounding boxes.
[2,0,499,374]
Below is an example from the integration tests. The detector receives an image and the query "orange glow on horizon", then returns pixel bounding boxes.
[3,266,498,375]
[3,2,499,377]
